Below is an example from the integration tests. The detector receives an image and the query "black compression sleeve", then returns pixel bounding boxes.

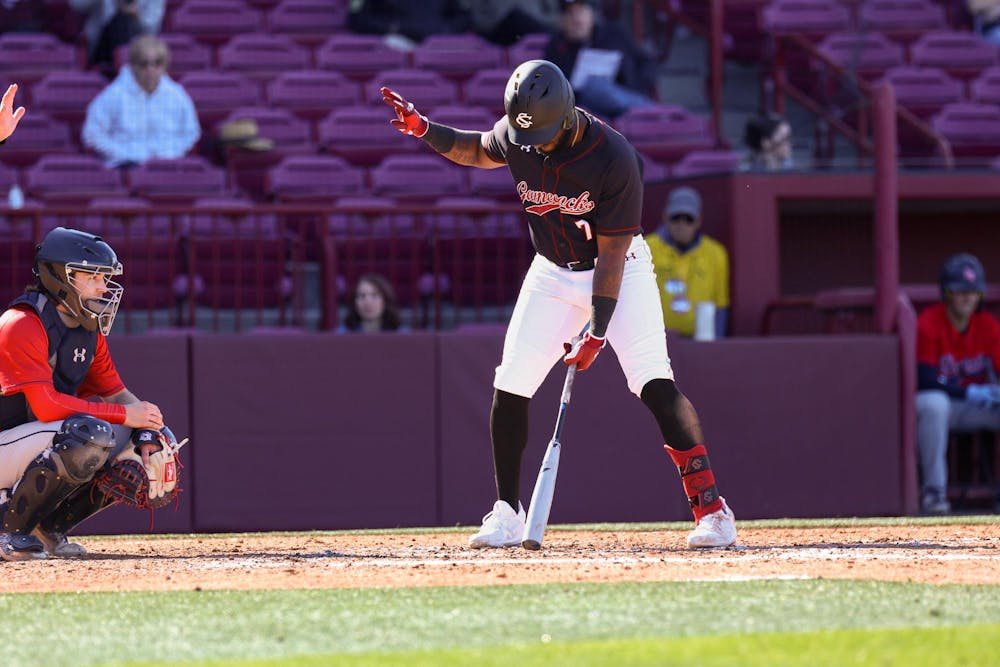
[590,295,617,338]
[420,121,456,154]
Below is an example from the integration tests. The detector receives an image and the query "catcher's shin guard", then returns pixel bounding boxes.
[2,415,115,534]
[665,444,723,521]
[37,479,117,536]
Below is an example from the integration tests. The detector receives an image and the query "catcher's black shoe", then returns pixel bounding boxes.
[0,532,47,562]
[30,527,87,558]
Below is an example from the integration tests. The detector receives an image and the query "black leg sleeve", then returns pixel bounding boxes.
[490,388,530,508]
[640,378,702,451]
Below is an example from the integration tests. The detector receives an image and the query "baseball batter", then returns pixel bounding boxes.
[0,227,179,561]
[382,60,737,548]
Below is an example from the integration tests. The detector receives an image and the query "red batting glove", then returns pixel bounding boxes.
[380,86,428,138]
[563,332,606,371]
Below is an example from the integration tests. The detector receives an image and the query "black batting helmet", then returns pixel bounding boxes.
[939,253,986,297]
[504,59,576,145]
[34,227,124,335]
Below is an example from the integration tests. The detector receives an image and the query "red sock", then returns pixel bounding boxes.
[664,444,723,521]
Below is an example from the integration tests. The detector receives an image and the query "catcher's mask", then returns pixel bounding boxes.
[939,252,986,299]
[34,227,124,335]
[504,59,577,147]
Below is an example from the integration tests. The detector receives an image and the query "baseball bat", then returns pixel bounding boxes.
[522,360,578,550]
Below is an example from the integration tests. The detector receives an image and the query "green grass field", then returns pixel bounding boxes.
[3,517,999,667]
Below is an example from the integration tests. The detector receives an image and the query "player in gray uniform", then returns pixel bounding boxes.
[382,60,737,548]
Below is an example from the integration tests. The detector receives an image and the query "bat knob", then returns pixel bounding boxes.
[521,539,542,550]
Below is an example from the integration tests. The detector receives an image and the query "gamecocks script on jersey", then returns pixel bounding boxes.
[517,181,596,217]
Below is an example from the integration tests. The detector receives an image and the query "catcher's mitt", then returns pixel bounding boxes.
[96,427,187,510]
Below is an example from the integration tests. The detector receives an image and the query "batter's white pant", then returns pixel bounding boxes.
[915,389,1000,496]
[0,420,132,499]
[495,235,674,398]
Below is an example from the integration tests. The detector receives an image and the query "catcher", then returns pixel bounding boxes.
[0,227,185,561]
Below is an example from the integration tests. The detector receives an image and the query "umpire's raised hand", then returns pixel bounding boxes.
[0,83,26,143]
[380,87,429,137]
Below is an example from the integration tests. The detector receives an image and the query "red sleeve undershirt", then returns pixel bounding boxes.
[0,307,127,424]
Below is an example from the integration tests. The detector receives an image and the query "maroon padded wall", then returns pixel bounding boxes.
[80,333,194,535]
[77,331,901,535]
[188,332,439,532]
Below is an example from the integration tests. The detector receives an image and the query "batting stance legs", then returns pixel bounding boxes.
[471,237,737,548]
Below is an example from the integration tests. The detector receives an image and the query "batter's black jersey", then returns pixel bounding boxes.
[484,109,644,267]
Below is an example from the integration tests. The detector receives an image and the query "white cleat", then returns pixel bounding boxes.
[687,497,737,548]
[31,527,87,558]
[469,500,526,548]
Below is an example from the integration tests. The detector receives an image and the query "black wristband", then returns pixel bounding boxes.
[590,295,617,338]
[420,121,456,154]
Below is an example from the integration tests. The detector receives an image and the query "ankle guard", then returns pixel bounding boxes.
[665,444,722,520]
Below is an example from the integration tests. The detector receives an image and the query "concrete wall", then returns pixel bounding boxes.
[79,331,901,535]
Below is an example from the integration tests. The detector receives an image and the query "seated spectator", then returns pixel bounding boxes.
[645,187,729,340]
[467,0,559,46]
[543,0,657,119]
[339,273,403,333]
[82,35,200,168]
[742,112,794,171]
[968,0,1000,45]
[70,0,165,75]
[0,83,26,143]
[916,253,1000,514]
[347,0,471,50]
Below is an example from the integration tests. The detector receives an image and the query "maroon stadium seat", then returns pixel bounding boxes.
[127,157,230,203]
[468,167,517,202]
[412,33,505,82]
[315,33,408,82]
[612,105,714,163]
[370,154,466,202]
[266,70,361,121]
[25,154,125,202]
[168,0,264,48]
[0,33,77,85]
[266,0,348,46]
[217,33,311,83]
[179,71,262,128]
[858,0,946,46]
[761,0,852,37]
[909,31,999,86]
[30,71,106,137]
[815,31,906,81]
[153,33,213,74]
[931,102,1000,161]
[368,69,459,109]
[317,105,419,166]
[878,66,964,119]
[0,112,75,168]
[266,155,366,201]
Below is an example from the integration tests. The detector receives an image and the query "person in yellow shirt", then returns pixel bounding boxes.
[646,186,730,339]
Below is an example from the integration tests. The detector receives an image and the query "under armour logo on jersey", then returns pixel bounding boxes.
[73,348,87,363]
[515,113,533,128]
[519,143,533,152]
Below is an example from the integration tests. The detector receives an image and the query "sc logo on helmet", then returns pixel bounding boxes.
[515,113,533,129]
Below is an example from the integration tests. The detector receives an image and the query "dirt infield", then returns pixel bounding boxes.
[2,523,998,593]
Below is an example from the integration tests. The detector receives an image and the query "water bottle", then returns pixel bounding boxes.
[7,183,24,209]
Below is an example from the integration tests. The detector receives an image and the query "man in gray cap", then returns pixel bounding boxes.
[646,186,730,339]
